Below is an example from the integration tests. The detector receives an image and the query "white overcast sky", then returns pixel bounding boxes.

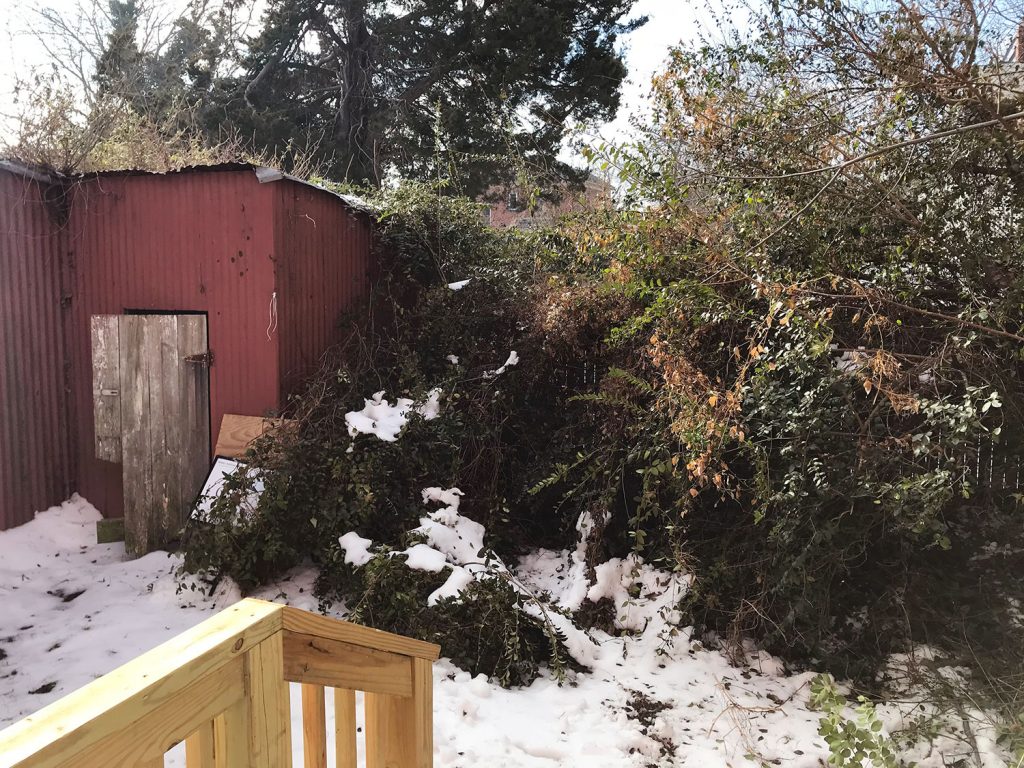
[0,0,733,148]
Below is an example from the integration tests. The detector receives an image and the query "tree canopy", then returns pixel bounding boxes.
[227,0,642,190]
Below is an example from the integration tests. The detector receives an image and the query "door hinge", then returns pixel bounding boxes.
[184,351,213,367]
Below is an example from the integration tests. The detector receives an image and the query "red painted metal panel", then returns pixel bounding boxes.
[0,170,74,529]
[65,170,281,517]
[274,183,374,399]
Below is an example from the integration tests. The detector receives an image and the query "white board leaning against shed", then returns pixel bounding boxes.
[91,314,211,557]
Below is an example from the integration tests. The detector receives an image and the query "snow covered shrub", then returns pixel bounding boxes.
[314,486,576,687]
[316,548,571,687]
[180,183,600,684]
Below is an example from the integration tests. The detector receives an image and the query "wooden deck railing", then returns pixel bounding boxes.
[0,598,440,768]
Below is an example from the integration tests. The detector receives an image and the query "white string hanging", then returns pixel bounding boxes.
[266,291,278,340]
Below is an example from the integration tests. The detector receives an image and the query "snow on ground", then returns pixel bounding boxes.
[0,497,1006,767]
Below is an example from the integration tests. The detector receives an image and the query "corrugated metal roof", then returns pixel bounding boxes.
[1,160,376,216]
[0,160,60,184]
[252,166,375,214]
[76,163,377,216]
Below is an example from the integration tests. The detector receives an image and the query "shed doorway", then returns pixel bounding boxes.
[91,314,210,556]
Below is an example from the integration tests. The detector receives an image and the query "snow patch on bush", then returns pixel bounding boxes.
[338,532,373,566]
[403,543,449,572]
[483,350,519,378]
[344,388,443,442]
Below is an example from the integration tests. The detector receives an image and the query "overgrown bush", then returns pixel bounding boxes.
[182,0,1024,704]
[181,183,594,684]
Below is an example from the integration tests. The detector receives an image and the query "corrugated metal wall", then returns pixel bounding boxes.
[65,170,281,517]
[0,170,74,529]
[274,183,374,397]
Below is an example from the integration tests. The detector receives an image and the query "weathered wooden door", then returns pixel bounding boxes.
[91,314,210,556]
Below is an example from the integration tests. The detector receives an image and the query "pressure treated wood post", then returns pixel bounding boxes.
[365,658,433,768]
[246,633,291,767]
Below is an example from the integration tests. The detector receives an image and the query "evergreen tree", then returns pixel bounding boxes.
[209,0,643,190]
[95,0,143,97]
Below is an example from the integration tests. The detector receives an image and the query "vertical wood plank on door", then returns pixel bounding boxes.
[90,315,122,463]
[152,315,179,545]
[178,316,210,518]
[119,315,151,556]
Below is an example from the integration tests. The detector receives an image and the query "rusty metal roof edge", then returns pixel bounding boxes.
[252,166,376,215]
[0,160,62,184]
[65,162,375,216]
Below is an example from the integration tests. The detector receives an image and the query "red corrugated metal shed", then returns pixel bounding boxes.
[0,164,74,530]
[0,163,374,528]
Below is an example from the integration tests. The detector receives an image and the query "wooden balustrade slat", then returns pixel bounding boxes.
[333,689,358,768]
[245,634,291,768]
[300,684,327,768]
[218,697,251,768]
[185,720,217,768]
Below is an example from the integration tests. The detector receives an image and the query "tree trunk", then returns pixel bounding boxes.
[334,1,379,185]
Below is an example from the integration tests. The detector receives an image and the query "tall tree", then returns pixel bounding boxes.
[212,0,644,190]
[95,0,144,96]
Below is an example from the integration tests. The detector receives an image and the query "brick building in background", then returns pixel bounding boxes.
[482,175,613,229]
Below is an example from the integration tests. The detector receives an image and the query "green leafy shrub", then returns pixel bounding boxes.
[810,675,904,768]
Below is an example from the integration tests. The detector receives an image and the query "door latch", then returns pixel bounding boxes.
[184,351,213,367]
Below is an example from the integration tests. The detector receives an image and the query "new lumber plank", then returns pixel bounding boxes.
[281,607,440,661]
[283,632,413,697]
[333,689,357,768]
[300,684,327,768]
[0,599,283,768]
[185,720,217,768]
[214,415,294,460]
[365,658,433,768]
[245,633,291,768]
